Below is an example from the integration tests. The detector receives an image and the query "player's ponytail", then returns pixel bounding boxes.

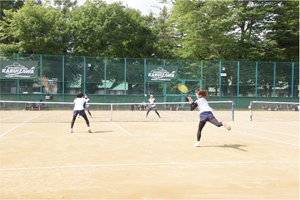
[196,90,209,98]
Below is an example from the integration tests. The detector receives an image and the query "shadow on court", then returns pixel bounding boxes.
[201,144,247,152]
[91,130,114,134]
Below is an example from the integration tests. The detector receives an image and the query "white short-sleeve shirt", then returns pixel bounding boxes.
[149,98,156,107]
[73,98,86,111]
[195,98,213,113]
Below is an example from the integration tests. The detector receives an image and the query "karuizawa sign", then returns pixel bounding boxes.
[1,60,38,79]
[146,65,178,82]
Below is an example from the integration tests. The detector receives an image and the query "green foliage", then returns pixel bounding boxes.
[70,0,158,58]
[264,1,299,62]
[0,0,69,54]
[0,0,298,62]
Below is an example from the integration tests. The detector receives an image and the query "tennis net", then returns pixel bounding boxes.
[250,101,299,121]
[0,100,234,122]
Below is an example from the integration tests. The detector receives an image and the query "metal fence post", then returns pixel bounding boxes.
[83,56,86,95]
[62,55,65,102]
[40,54,43,100]
[273,62,276,101]
[291,62,294,102]
[255,62,258,101]
[200,60,203,89]
[104,57,107,103]
[17,53,19,101]
[163,59,166,102]
[219,61,222,101]
[124,57,127,103]
[144,58,146,102]
[237,61,240,108]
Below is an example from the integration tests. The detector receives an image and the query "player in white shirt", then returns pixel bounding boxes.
[188,89,231,147]
[146,95,161,118]
[84,94,92,117]
[70,92,91,133]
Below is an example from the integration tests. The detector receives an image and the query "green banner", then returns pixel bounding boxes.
[146,65,178,82]
[1,60,38,79]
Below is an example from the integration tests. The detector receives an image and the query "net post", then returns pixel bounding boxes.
[232,101,234,121]
[110,104,113,121]
[163,83,166,102]
[250,101,253,121]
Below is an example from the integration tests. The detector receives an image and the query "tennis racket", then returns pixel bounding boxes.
[177,84,189,97]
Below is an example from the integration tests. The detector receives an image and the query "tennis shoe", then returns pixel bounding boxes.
[88,127,92,133]
[223,122,231,131]
[70,129,73,133]
[194,142,200,147]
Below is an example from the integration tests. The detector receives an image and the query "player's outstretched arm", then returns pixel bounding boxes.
[188,97,198,111]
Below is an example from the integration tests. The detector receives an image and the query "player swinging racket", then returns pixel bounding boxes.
[70,92,92,133]
[146,94,161,118]
[188,89,231,147]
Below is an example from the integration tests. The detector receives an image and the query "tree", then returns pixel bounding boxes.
[152,6,176,59]
[69,0,158,58]
[264,1,299,62]
[0,0,70,54]
[0,0,24,20]
[168,0,237,60]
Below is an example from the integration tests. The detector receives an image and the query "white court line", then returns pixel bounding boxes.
[0,114,41,138]
[253,120,299,126]
[233,124,299,138]
[168,113,299,142]
[1,160,298,171]
[233,130,299,147]
[0,113,22,121]
[101,117,132,135]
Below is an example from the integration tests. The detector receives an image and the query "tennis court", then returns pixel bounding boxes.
[0,110,299,199]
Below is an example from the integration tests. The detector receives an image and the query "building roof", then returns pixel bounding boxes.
[66,76,82,88]
[110,82,129,91]
[98,80,114,89]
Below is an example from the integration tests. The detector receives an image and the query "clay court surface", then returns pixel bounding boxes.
[0,110,299,199]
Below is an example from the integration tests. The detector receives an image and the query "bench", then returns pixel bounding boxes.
[23,102,47,111]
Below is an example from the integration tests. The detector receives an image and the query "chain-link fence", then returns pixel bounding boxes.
[0,53,299,108]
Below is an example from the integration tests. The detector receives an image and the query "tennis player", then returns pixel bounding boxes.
[84,94,92,117]
[146,94,161,118]
[188,89,231,147]
[70,92,91,133]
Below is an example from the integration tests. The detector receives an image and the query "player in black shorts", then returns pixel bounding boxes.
[70,92,91,133]
[146,95,161,118]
